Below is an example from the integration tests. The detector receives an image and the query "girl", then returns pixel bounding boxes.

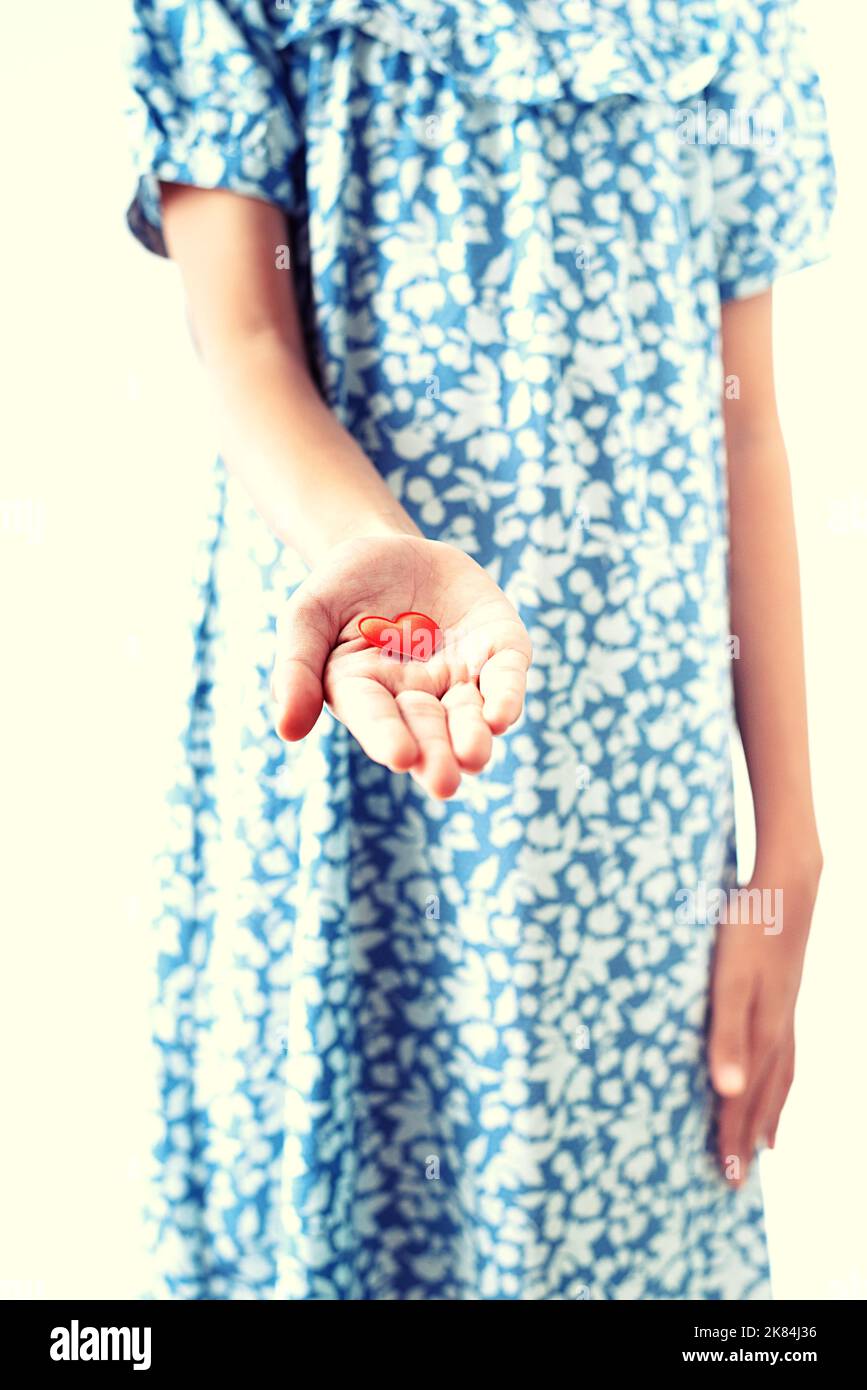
[127,0,834,1299]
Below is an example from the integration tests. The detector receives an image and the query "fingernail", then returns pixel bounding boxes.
[716,1064,746,1095]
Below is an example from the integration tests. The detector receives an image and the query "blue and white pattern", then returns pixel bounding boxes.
[127,0,835,1299]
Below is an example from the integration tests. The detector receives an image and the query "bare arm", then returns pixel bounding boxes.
[722,289,822,873]
[157,183,530,795]
[159,182,421,567]
[708,288,823,1182]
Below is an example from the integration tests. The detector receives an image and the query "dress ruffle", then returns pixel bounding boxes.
[272,0,737,105]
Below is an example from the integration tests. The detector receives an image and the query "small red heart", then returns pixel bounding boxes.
[357,611,442,661]
[357,615,399,646]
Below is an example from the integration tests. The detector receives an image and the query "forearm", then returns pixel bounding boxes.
[727,430,821,872]
[721,291,821,879]
[204,330,422,567]
[158,182,420,567]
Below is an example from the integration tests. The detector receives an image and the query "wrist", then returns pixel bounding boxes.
[310,508,424,564]
[753,821,823,886]
[341,508,424,544]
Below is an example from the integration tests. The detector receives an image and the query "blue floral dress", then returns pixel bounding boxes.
[127,0,835,1300]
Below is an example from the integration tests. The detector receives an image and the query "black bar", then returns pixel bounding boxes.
[1,1297,859,1374]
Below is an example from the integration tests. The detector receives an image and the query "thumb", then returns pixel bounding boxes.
[271,586,336,742]
[708,962,751,1099]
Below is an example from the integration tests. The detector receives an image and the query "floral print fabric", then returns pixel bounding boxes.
[127,0,835,1298]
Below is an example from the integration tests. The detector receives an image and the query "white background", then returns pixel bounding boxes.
[0,2,864,1300]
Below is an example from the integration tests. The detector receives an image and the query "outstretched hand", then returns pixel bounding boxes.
[270,535,532,798]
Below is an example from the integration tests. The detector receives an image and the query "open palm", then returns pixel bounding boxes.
[271,535,532,797]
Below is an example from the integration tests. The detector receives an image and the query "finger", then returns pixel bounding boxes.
[740,1021,783,1163]
[395,690,461,799]
[442,682,493,773]
[751,1031,794,1154]
[328,675,420,772]
[709,952,754,1186]
[479,647,530,734]
[717,1093,750,1187]
[766,1043,795,1149]
[271,590,335,741]
[739,980,789,1163]
[708,960,751,1102]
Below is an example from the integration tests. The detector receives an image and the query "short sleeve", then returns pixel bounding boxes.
[702,0,836,302]
[126,0,304,257]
